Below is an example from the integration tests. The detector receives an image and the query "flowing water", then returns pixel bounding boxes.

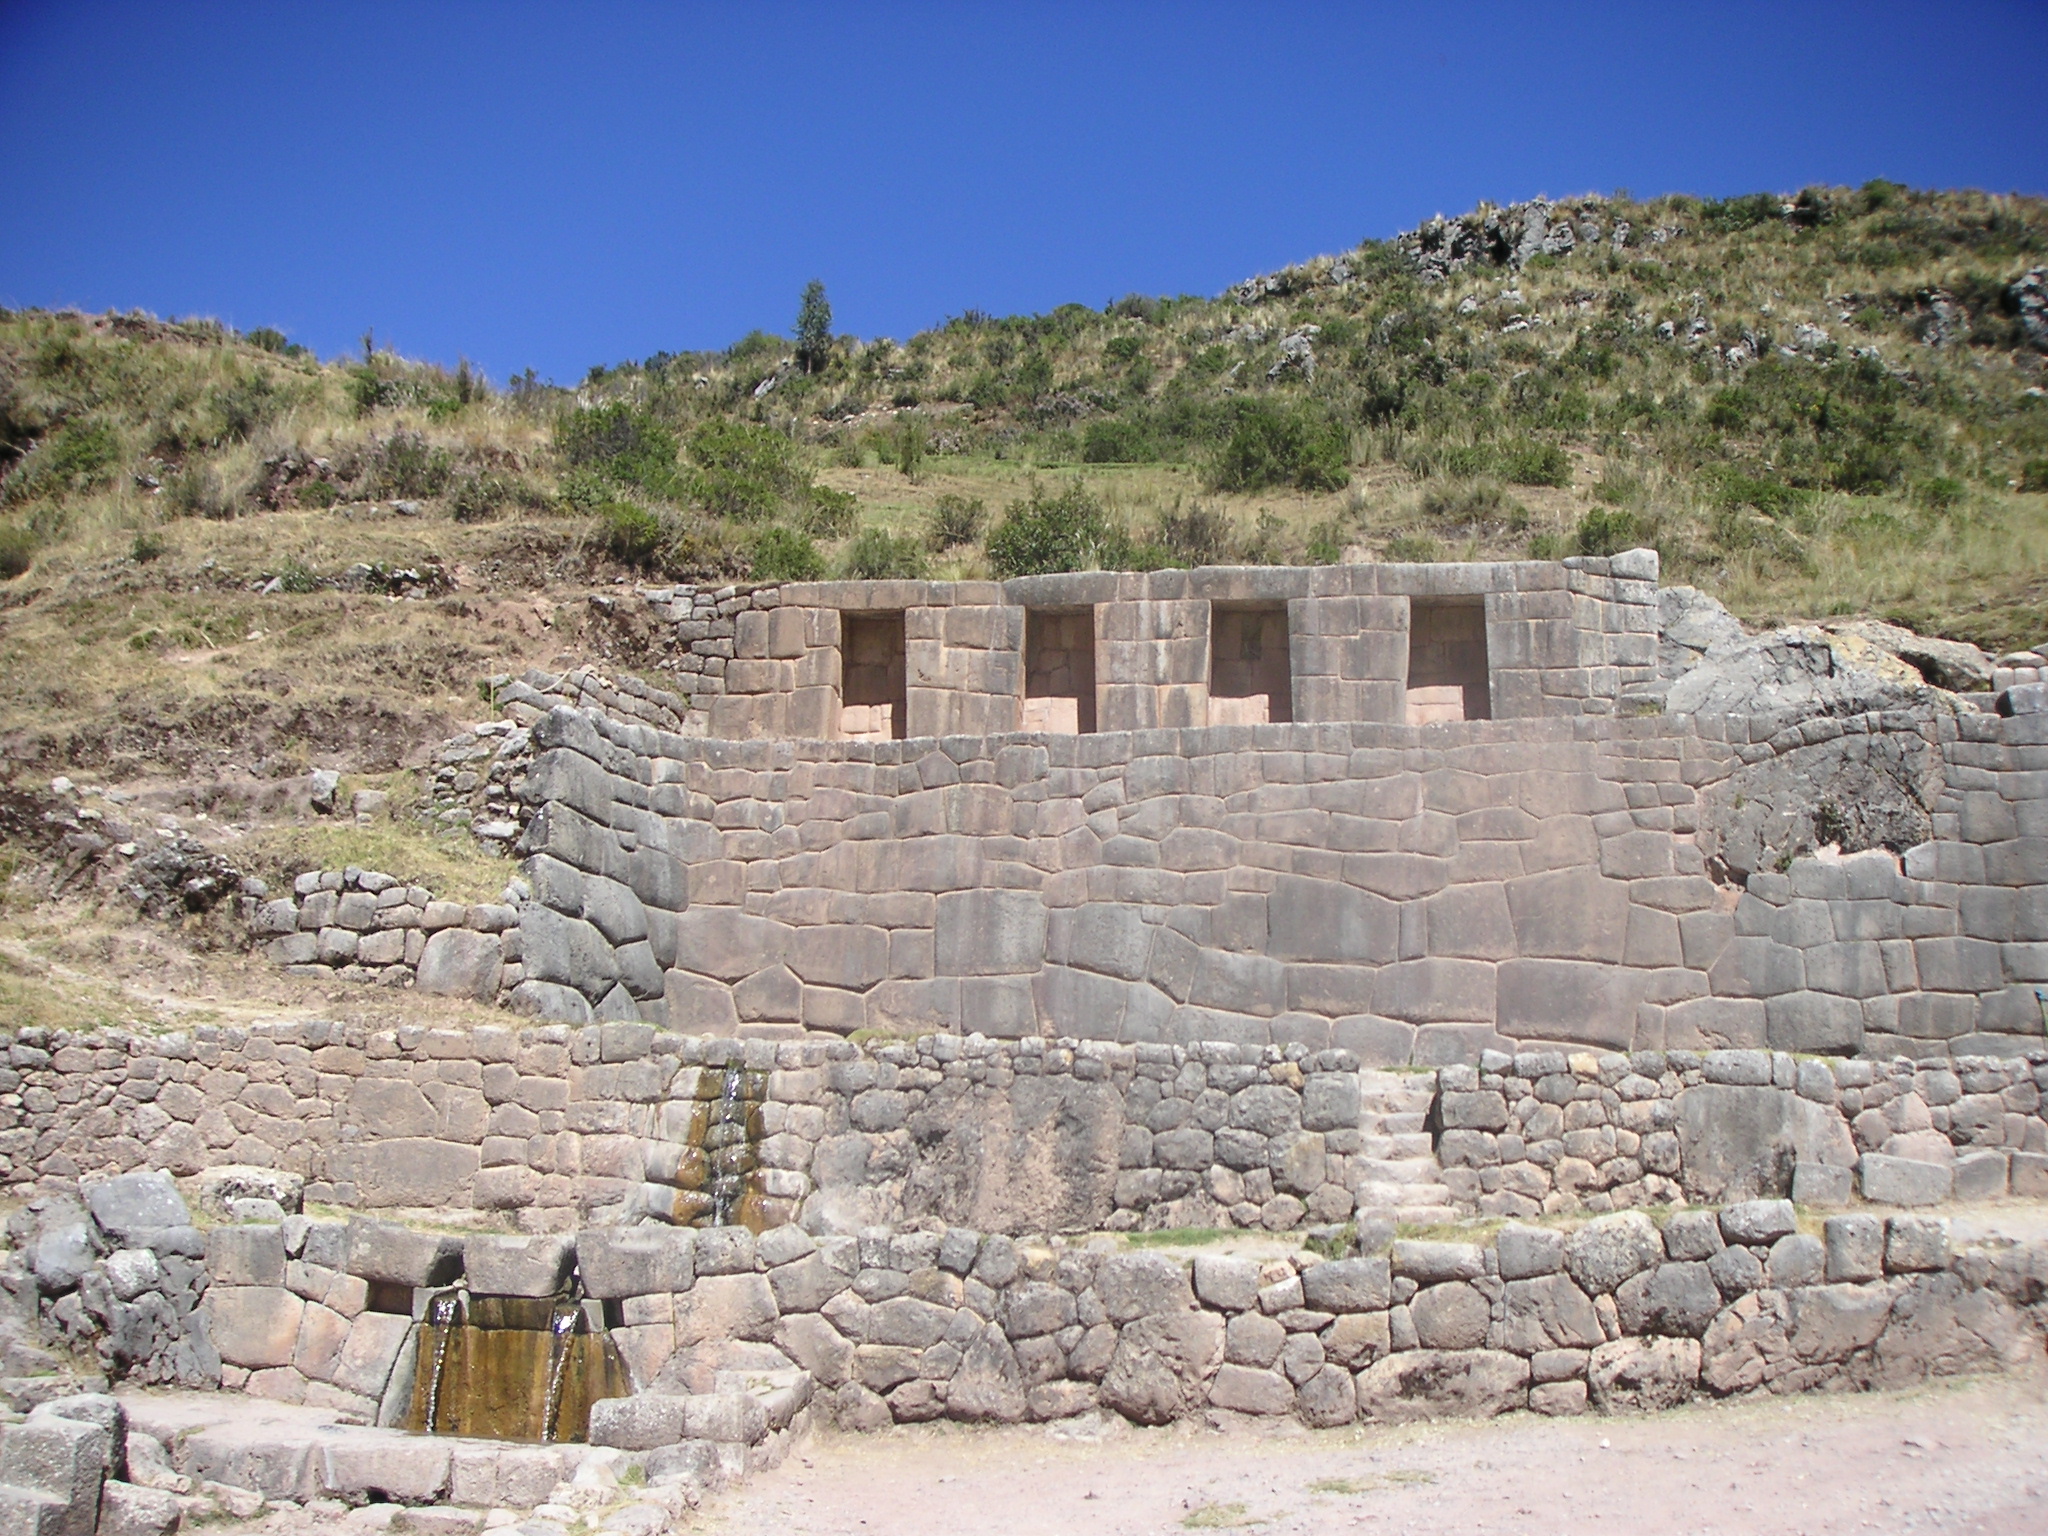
[404,1293,631,1443]
[642,1057,771,1230]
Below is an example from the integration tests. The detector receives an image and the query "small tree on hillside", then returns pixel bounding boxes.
[795,280,832,374]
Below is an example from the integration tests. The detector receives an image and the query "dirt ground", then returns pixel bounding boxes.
[688,1371,2048,1536]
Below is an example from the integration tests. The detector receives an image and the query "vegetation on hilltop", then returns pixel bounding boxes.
[1,182,2046,779]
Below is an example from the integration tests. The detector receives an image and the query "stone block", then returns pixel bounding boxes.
[204,1287,305,1370]
[1562,1212,1662,1295]
[1410,1281,1489,1350]
[344,1220,463,1286]
[1952,1149,2010,1201]
[207,1225,287,1288]
[935,889,1047,976]
[1496,959,1642,1049]
[1790,1163,1855,1207]
[1192,1256,1260,1313]
[1823,1215,1884,1283]
[1858,1154,1953,1207]
[1355,1349,1527,1423]
[1208,1364,1293,1415]
[319,1435,451,1503]
[85,1171,189,1246]
[588,1394,687,1450]
[1299,1258,1390,1314]
[1390,1241,1483,1284]
[1884,1216,1949,1273]
[463,1236,574,1298]
[97,1481,181,1536]
[1587,1337,1698,1412]
[0,1412,106,1536]
[1717,1199,1797,1246]
[1496,1224,1566,1279]
[416,929,504,1001]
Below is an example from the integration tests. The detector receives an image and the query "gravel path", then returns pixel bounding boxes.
[689,1372,2048,1536]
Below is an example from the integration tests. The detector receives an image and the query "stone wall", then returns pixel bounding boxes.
[702,555,1659,741]
[1436,1045,2048,1217]
[8,1018,2047,1235]
[514,695,2047,1062]
[248,867,522,1002]
[88,1200,2048,1435]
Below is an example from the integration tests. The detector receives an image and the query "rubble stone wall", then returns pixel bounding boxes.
[515,697,2048,1063]
[8,1022,2048,1232]
[248,868,521,1001]
[192,1207,2048,1432]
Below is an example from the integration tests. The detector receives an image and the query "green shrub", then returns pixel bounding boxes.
[0,524,35,579]
[163,465,235,520]
[749,525,825,581]
[1572,506,1644,556]
[207,371,287,443]
[801,485,859,539]
[1206,401,1350,493]
[1526,530,1567,560]
[1594,469,1646,507]
[273,558,321,594]
[685,418,801,518]
[298,479,339,509]
[130,529,168,563]
[559,404,688,500]
[594,501,667,571]
[1701,192,1779,233]
[839,526,928,580]
[1104,335,1144,365]
[1914,476,1967,510]
[1383,532,1442,562]
[244,327,288,352]
[891,417,925,479]
[449,472,519,523]
[2,419,121,503]
[1305,520,1348,564]
[1498,440,1571,488]
[1419,480,1528,530]
[1082,418,1155,463]
[2019,459,2048,493]
[1153,500,1237,567]
[1832,442,1902,494]
[372,432,452,499]
[986,481,1129,577]
[926,494,985,551]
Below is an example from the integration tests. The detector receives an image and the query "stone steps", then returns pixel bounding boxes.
[1351,1072,1456,1224]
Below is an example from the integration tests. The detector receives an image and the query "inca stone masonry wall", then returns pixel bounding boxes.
[9,1021,2048,1232]
[514,699,2047,1062]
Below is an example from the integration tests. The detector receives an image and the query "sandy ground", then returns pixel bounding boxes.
[687,1372,2048,1536]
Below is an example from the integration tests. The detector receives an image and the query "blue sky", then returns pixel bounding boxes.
[3,2,2044,383]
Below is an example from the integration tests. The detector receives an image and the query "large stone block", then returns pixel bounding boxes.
[1267,876,1398,965]
[84,1171,189,1246]
[936,889,1048,976]
[1859,1154,1953,1207]
[345,1220,463,1286]
[1355,1349,1528,1423]
[1505,868,1631,961]
[205,1287,305,1370]
[464,1236,574,1298]
[1587,1337,1699,1412]
[1495,959,1642,1049]
[0,1411,106,1536]
[416,929,504,1001]
[577,1228,697,1299]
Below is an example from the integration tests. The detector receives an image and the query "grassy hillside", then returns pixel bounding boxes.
[3,181,2047,783]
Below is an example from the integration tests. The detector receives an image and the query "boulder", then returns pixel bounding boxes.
[194,1167,305,1221]
[85,1173,189,1247]
[1563,1213,1663,1295]
[1588,1337,1700,1412]
[1355,1350,1528,1423]
[1097,1312,1224,1426]
[416,928,505,1001]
